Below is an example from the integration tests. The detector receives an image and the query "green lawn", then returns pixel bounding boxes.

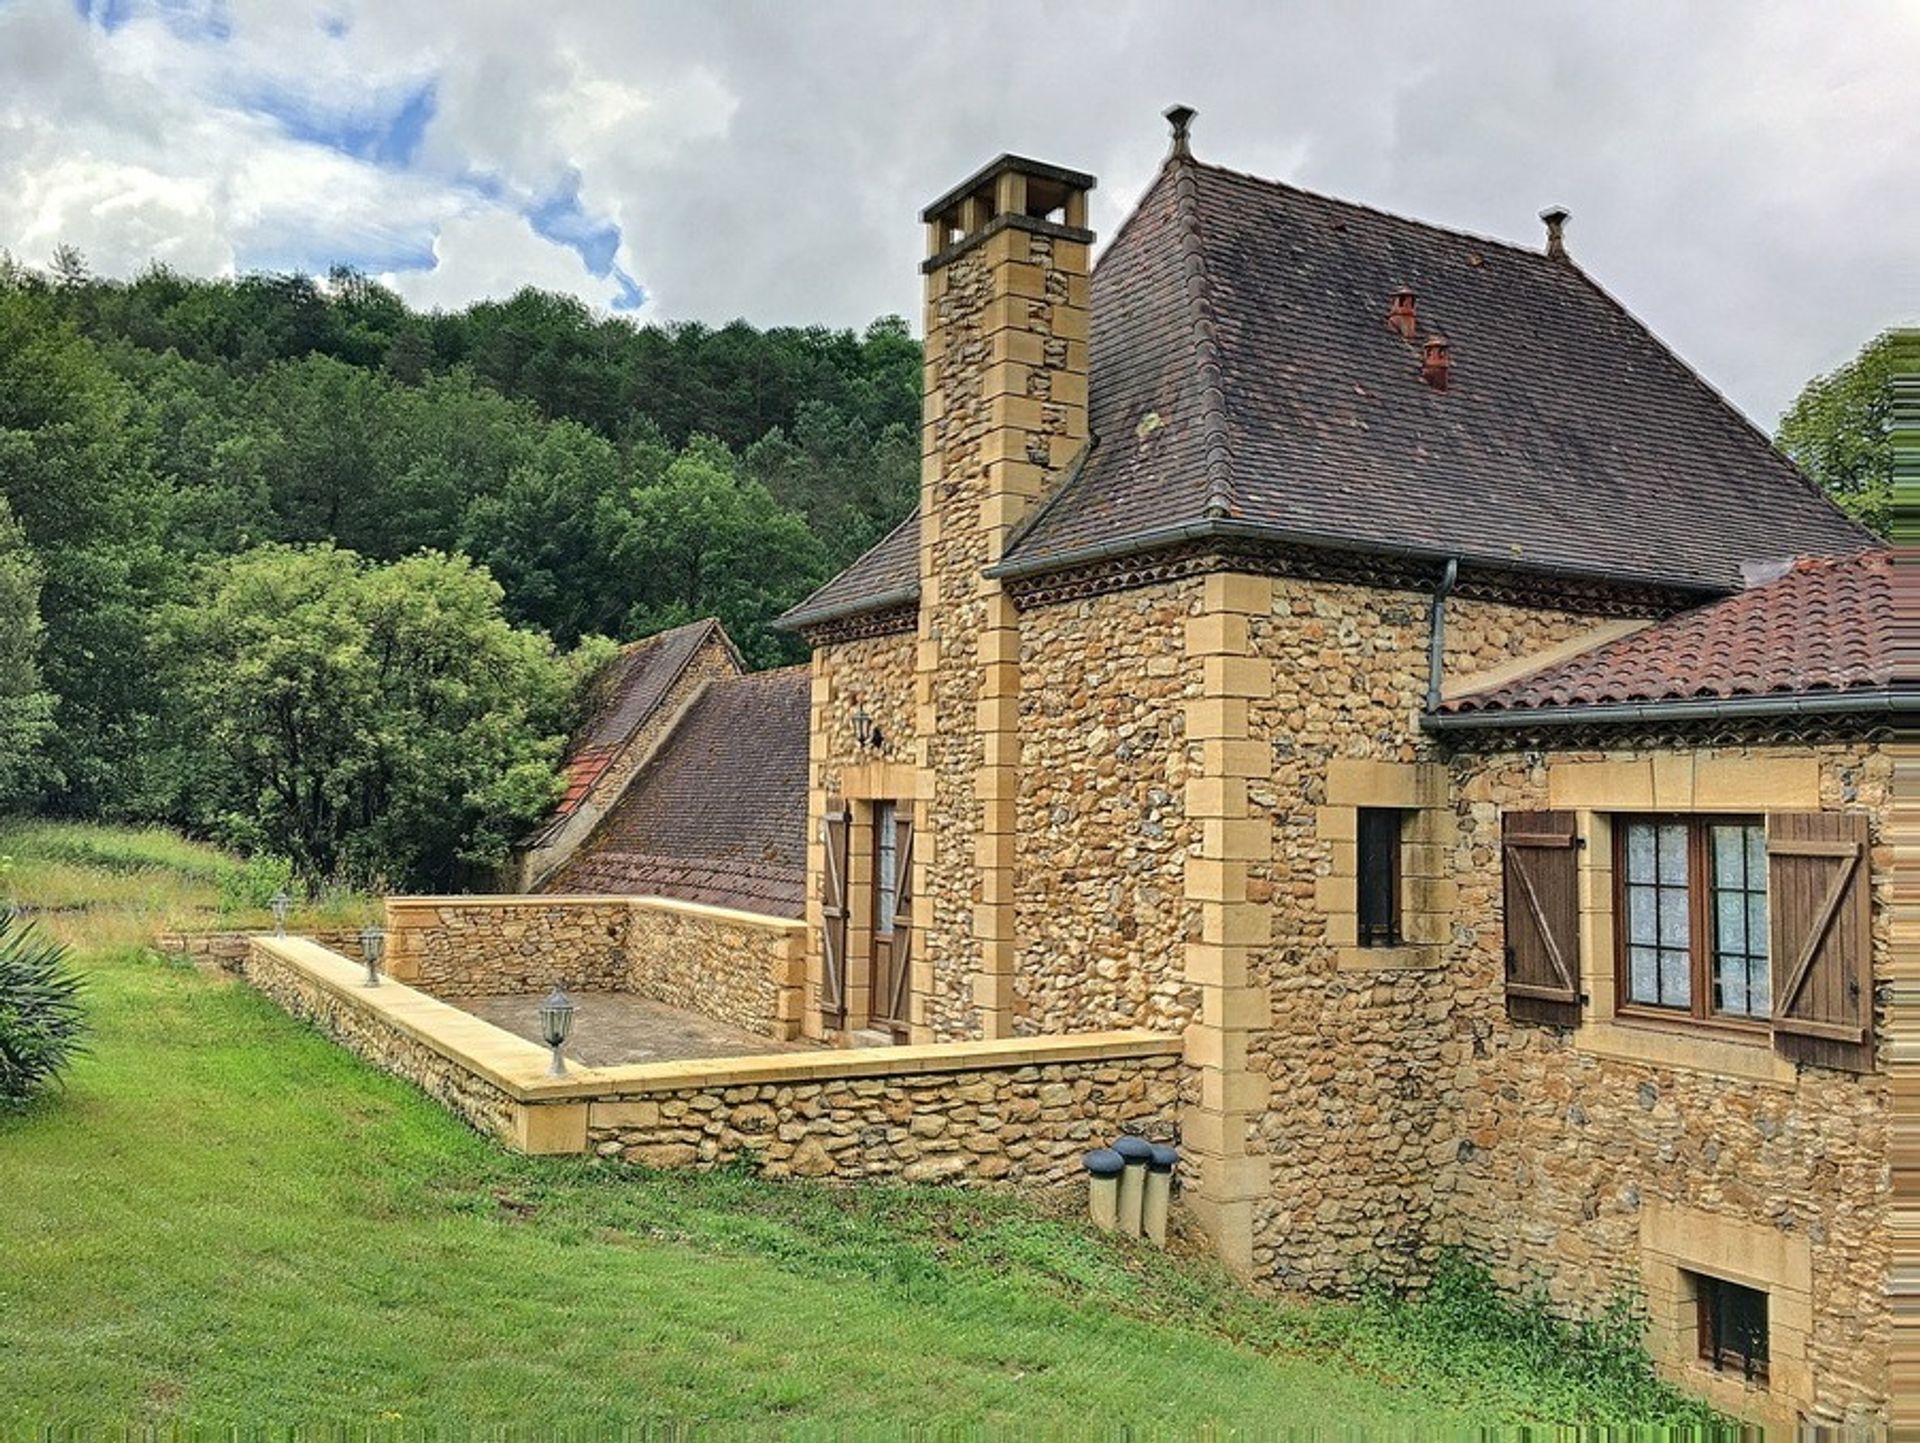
[0,823,1722,1434]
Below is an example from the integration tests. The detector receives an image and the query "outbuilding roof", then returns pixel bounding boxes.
[543,667,810,918]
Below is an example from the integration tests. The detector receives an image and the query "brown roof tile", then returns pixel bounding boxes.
[777,510,919,630]
[1002,157,1870,591]
[1442,550,1897,716]
[543,667,809,918]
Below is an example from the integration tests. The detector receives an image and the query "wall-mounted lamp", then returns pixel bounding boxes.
[851,706,884,751]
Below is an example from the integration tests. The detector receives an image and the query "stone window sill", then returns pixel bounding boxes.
[1574,1017,1798,1087]
[1335,944,1440,973]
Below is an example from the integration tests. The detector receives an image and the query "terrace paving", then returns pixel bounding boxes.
[442,989,819,1068]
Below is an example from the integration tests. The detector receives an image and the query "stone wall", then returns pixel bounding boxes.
[243,937,521,1143]
[624,898,806,1040]
[385,897,635,995]
[1012,578,1202,1035]
[156,926,368,970]
[1441,743,1892,1431]
[383,894,804,1040]
[585,1050,1183,1185]
[1237,581,1629,1292]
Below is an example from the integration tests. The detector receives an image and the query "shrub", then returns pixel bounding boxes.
[216,853,297,915]
[0,907,88,1103]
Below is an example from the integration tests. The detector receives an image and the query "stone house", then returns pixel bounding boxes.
[771,109,1905,1428]
[516,617,809,917]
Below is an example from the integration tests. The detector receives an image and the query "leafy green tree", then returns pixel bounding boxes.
[618,438,826,667]
[159,545,579,890]
[1778,330,1904,537]
[0,289,179,815]
[0,497,54,808]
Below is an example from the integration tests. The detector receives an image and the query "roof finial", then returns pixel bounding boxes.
[1164,104,1196,160]
[1539,206,1570,261]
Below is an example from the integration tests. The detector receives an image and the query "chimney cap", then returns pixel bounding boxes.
[1539,206,1571,259]
[1164,104,1197,158]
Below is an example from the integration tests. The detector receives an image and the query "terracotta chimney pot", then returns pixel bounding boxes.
[1421,334,1452,390]
[1387,288,1417,340]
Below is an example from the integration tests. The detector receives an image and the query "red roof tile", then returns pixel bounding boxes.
[1442,550,1896,716]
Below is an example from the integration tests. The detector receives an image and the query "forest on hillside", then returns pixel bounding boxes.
[0,247,1894,893]
[0,252,919,888]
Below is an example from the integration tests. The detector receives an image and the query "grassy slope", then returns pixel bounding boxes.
[0,823,1719,1433]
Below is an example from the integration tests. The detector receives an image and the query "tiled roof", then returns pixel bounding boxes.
[1000,157,1870,590]
[543,668,810,918]
[1441,550,1897,716]
[777,511,920,630]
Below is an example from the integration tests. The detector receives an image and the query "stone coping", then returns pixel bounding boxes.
[251,936,1179,1105]
[384,893,805,932]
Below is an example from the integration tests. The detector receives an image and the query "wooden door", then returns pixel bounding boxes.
[869,801,913,1037]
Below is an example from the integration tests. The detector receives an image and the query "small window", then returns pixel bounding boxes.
[1356,808,1404,947]
[1616,816,1768,1025]
[1694,1273,1769,1382]
[873,801,898,938]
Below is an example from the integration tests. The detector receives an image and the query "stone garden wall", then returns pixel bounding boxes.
[382,894,806,1040]
[243,936,523,1144]
[384,896,635,994]
[156,926,368,969]
[624,898,806,1039]
[242,934,1185,1199]
[584,1045,1184,1184]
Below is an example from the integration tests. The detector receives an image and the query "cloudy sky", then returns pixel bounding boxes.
[2,0,1915,424]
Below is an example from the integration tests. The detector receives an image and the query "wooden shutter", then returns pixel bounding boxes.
[820,800,850,1026]
[1502,810,1581,1026]
[1768,812,1873,1074]
[887,805,915,1028]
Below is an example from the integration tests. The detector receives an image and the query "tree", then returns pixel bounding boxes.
[159,546,582,890]
[1777,330,1904,537]
[617,438,827,667]
[0,497,54,808]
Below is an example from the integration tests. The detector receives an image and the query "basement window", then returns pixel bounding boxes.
[1694,1273,1769,1383]
[1356,808,1405,947]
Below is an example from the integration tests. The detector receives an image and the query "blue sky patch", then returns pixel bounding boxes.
[75,0,231,40]
[237,78,436,168]
[527,172,646,308]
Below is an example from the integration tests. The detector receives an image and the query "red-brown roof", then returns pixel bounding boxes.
[1441,550,1897,717]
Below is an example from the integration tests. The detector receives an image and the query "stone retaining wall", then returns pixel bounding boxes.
[586,1054,1183,1184]
[382,894,805,1040]
[241,935,1186,1200]
[243,937,522,1144]
[156,927,368,969]
[624,898,805,1039]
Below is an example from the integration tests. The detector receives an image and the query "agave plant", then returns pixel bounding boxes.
[0,906,87,1103]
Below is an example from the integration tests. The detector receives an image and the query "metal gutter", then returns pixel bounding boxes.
[1422,687,1920,735]
[774,583,920,634]
[1425,558,1459,715]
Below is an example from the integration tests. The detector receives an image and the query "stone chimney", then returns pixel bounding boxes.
[915,155,1095,1037]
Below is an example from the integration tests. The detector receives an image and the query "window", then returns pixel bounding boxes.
[1615,816,1768,1024]
[873,800,898,938]
[1356,808,1404,947]
[1694,1273,1769,1382]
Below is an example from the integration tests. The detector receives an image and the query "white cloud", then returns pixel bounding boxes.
[2,0,1917,420]
[382,209,610,313]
